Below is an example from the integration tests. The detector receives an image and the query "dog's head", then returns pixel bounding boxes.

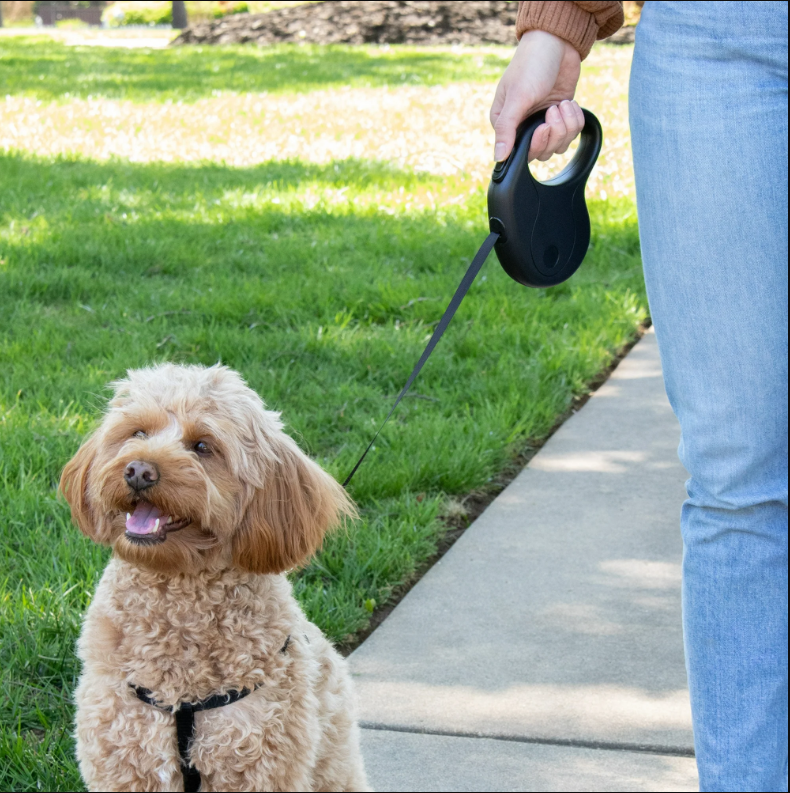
[60,363,354,574]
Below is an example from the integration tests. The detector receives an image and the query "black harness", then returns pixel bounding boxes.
[132,634,291,793]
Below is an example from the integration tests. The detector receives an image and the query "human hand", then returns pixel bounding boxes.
[490,30,584,163]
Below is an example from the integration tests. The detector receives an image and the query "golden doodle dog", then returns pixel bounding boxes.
[60,363,370,792]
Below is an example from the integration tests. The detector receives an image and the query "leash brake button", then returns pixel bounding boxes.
[492,152,514,183]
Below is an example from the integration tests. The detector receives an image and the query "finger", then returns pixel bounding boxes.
[572,100,585,132]
[554,100,583,154]
[537,104,567,162]
[528,123,551,162]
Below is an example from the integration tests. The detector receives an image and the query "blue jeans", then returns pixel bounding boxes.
[630,2,788,790]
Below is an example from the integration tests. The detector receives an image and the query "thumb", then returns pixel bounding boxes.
[493,94,531,162]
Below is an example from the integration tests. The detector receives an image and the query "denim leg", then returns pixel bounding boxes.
[629,2,788,790]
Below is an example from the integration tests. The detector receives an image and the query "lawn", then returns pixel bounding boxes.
[0,36,514,99]
[0,37,643,791]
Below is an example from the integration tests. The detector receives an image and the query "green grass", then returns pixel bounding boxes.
[0,151,645,790]
[0,37,513,101]
[0,39,644,792]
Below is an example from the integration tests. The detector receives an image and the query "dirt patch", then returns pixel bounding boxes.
[172,0,639,48]
[172,1,519,47]
[336,318,652,656]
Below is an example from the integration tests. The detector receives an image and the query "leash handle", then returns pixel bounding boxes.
[488,107,602,288]
[343,231,500,488]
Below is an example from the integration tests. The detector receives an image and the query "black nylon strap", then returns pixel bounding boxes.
[132,684,256,792]
[175,705,201,792]
[131,625,291,790]
[343,231,499,488]
[131,683,255,713]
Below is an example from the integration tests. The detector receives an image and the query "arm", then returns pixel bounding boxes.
[490,1,624,162]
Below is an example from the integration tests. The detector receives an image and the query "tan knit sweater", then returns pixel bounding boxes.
[516,1,624,60]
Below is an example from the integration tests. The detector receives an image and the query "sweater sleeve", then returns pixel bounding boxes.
[515,1,624,60]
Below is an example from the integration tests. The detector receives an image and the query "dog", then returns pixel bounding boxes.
[60,363,370,792]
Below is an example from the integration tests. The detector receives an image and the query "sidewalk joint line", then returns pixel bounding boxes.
[359,722,695,758]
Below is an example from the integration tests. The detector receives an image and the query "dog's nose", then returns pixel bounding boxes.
[124,460,159,492]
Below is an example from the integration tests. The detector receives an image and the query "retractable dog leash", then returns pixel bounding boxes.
[343,108,603,487]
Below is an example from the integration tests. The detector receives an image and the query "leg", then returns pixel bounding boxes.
[629,3,788,790]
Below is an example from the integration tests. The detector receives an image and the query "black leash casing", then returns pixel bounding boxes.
[488,108,602,288]
[343,108,602,487]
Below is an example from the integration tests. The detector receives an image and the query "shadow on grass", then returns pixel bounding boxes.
[0,38,512,101]
[1,150,439,204]
[0,148,645,656]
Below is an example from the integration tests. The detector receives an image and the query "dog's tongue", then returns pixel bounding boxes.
[125,502,167,535]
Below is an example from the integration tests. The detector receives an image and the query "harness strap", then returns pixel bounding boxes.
[342,231,499,487]
[131,634,291,792]
[132,685,257,792]
[175,705,200,793]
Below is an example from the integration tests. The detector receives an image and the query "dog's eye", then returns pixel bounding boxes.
[194,441,212,456]
[133,430,147,439]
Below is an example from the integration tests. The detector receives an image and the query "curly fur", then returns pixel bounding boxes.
[60,363,370,792]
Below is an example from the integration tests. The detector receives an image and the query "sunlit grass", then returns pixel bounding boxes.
[0,37,515,100]
[0,40,634,195]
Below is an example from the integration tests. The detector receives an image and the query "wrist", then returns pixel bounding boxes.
[516,2,597,60]
[517,29,577,66]
[519,29,567,52]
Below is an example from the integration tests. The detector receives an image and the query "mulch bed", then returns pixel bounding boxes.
[172,1,636,48]
[174,1,516,47]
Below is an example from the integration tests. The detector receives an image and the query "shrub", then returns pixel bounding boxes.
[212,1,249,18]
[34,1,106,8]
[102,1,251,27]
[102,1,171,27]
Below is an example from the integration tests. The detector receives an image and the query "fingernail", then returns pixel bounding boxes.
[494,143,507,161]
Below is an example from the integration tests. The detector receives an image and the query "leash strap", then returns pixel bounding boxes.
[343,231,499,488]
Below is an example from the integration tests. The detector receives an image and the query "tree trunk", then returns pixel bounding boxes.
[0,3,4,29]
[172,1,188,29]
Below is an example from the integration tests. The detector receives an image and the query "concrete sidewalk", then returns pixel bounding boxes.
[350,329,699,792]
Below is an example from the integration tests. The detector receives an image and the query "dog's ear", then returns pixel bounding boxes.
[59,432,102,541]
[233,437,356,574]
